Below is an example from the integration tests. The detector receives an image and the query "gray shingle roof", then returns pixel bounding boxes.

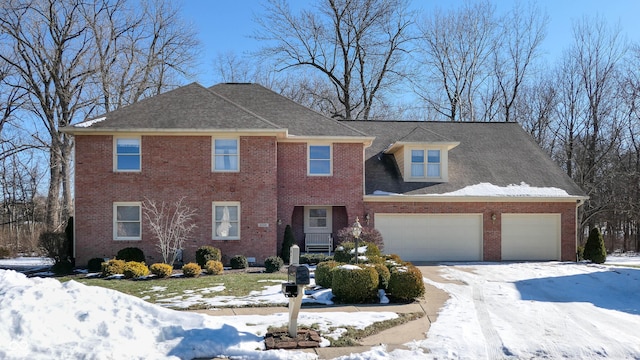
[347,121,586,197]
[209,83,366,137]
[68,82,366,138]
[70,83,280,131]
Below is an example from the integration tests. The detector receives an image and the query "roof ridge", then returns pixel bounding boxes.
[205,85,281,130]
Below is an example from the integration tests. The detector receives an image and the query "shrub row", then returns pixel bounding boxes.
[314,247,425,303]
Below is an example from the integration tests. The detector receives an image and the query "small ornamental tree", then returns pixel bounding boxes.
[336,226,384,250]
[281,225,296,264]
[142,197,197,265]
[584,227,607,264]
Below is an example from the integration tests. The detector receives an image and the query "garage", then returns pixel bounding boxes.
[375,214,483,262]
[501,214,561,261]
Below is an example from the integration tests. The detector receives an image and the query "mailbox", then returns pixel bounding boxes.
[282,282,299,298]
[288,265,310,285]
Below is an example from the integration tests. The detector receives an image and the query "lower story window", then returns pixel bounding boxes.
[213,202,240,240]
[114,202,141,240]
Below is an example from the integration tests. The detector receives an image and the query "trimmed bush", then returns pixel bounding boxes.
[331,265,379,303]
[264,256,284,273]
[315,260,339,288]
[388,265,425,301]
[300,253,329,265]
[87,257,105,273]
[334,241,381,263]
[51,259,74,275]
[150,263,174,278]
[116,247,145,262]
[577,245,585,261]
[101,259,126,277]
[281,225,296,264]
[369,263,391,290]
[123,261,149,279]
[230,255,248,269]
[195,246,222,267]
[182,262,202,277]
[584,228,607,264]
[205,260,224,275]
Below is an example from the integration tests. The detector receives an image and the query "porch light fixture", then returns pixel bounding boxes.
[351,217,363,264]
[491,213,497,221]
[365,213,370,225]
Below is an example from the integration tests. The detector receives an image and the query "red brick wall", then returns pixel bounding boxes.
[364,201,578,261]
[276,142,365,252]
[74,135,278,266]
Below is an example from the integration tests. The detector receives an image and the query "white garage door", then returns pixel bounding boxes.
[502,214,561,261]
[375,214,483,262]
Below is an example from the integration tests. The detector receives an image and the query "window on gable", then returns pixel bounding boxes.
[411,149,441,179]
[213,138,239,172]
[115,138,141,171]
[213,202,240,240]
[114,203,141,240]
[308,144,332,176]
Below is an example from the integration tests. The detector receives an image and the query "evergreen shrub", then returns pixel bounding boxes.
[388,265,425,301]
[205,260,224,275]
[230,255,248,269]
[123,261,149,279]
[196,246,222,267]
[264,256,284,273]
[101,259,126,277]
[584,228,607,264]
[281,225,296,264]
[331,265,379,303]
[315,260,339,288]
[182,262,202,277]
[51,259,74,275]
[87,257,105,273]
[300,253,329,265]
[116,247,145,262]
[150,263,173,278]
[369,263,391,289]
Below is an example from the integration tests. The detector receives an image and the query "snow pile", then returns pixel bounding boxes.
[373,182,573,197]
[74,116,106,128]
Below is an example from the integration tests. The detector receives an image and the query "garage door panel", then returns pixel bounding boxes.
[376,214,482,262]
[502,214,560,261]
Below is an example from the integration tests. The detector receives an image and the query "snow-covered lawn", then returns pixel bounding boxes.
[1,255,640,359]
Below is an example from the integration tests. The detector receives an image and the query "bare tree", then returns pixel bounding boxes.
[142,197,197,265]
[255,0,414,120]
[493,1,548,122]
[0,0,199,231]
[415,0,497,121]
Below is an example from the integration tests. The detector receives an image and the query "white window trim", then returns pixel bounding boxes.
[212,137,240,173]
[212,201,241,240]
[404,145,448,182]
[113,136,142,172]
[307,143,333,176]
[113,202,142,241]
[304,206,332,234]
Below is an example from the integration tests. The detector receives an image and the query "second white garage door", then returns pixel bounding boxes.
[375,214,483,262]
[501,214,561,261]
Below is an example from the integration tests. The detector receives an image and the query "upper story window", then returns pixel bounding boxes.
[213,138,239,172]
[308,144,332,176]
[411,149,441,178]
[114,202,141,240]
[115,137,141,172]
[213,202,240,240]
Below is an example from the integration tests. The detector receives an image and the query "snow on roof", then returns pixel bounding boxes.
[74,116,106,128]
[373,182,572,197]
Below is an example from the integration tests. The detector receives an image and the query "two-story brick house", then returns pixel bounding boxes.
[63,82,586,266]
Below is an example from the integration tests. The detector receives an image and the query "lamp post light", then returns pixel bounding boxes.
[351,217,363,264]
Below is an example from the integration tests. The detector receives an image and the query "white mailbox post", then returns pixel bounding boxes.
[281,245,309,337]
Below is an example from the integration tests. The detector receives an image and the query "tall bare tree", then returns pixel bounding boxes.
[415,0,497,121]
[255,0,414,120]
[0,0,198,231]
[493,1,548,122]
